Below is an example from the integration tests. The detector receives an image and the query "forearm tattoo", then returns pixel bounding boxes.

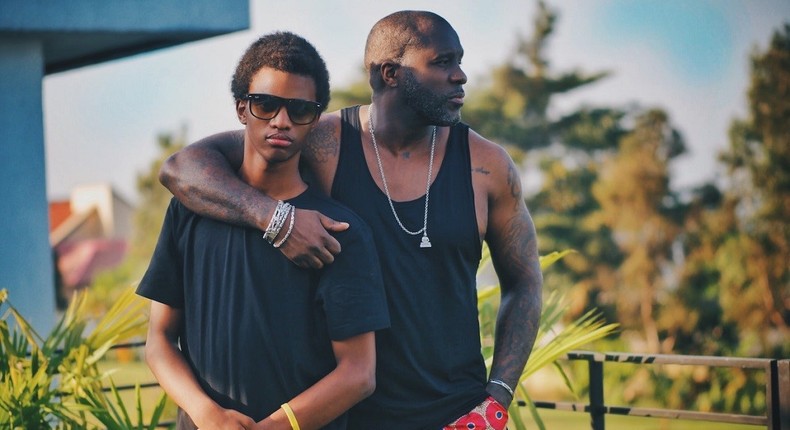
[490,163,542,386]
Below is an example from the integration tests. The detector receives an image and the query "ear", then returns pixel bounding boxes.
[236,100,248,125]
[380,61,400,88]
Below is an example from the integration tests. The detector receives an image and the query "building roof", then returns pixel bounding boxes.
[0,0,250,74]
[56,238,127,288]
[49,200,72,232]
[49,183,135,289]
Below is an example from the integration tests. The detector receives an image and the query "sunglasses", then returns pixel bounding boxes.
[244,93,323,125]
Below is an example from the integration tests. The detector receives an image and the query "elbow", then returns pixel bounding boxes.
[363,365,377,398]
[347,362,377,400]
[144,335,166,372]
[144,337,158,369]
[144,339,155,369]
[158,153,179,189]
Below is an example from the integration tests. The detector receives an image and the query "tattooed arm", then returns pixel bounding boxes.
[159,120,348,269]
[475,135,543,408]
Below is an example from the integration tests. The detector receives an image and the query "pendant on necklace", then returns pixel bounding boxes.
[420,235,432,248]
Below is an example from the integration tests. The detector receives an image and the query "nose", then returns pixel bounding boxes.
[451,64,467,85]
[269,106,292,129]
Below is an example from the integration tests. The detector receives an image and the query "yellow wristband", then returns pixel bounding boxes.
[281,402,301,430]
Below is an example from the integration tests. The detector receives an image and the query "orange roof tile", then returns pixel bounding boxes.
[49,201,72,232]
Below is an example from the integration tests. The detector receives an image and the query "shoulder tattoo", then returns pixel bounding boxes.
[506,162,522,202]
[304,122,338,164]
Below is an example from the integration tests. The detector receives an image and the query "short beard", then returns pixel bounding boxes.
[401,69,461,126]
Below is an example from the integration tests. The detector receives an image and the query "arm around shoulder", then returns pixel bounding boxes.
[157,128,347,269]
[158,129,270,228]
[159,129,245,196]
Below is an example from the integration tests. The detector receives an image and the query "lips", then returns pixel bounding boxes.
[448,91,465,105]
[266,133,293,147]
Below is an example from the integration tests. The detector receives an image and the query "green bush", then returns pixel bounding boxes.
[0,287,166,429]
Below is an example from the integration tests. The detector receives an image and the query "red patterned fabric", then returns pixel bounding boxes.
[443,396,508,430]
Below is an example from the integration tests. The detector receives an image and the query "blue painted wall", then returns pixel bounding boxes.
[0,39,55,332]
[0,0,248,334]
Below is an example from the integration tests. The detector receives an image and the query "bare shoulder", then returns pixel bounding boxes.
[467,127,521,199]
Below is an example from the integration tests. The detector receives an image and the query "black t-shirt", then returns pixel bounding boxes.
[137,187,390,428]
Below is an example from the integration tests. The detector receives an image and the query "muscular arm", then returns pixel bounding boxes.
[483,146,543,408]
[255,333,377,430]
[159,128,346,268]
[145,301,256,429]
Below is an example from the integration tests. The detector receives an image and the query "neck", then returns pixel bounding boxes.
[368,102,436,152]
[238,151,306,200]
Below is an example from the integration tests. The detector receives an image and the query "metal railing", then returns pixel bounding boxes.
[525,351,790,430]
[108,343,790,429]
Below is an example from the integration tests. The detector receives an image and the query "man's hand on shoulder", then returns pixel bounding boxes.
[279,208,349,269]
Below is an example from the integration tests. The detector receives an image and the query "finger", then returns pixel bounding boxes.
[319,234,341,258]
[320,214,350,232]
[315,245,336,265]
[293,253,324,270]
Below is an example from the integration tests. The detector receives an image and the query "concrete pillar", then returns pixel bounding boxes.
[0,38,56,334]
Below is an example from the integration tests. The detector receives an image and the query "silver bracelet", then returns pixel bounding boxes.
[273,206,295,249]
[488,379,514,397]
[263,201,291,243]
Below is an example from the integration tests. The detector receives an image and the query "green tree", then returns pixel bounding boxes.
[720,24,790,355]
[677,25,790,358]
[588,109,685,353]
[327,67,371,112]
[462,0,631,326]
[88,127,186,315]
[462,0,610,150]
[129,127,187,262]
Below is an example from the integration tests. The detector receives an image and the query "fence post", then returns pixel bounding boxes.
[589,358,605,430]
[768,359,790,430]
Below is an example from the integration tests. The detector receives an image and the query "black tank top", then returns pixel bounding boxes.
[332,106,487,429]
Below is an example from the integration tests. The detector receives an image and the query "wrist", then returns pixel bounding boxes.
[486,379,515,407]
[188,398,223,428]
[263,201,293,244]
[255,199,279,231]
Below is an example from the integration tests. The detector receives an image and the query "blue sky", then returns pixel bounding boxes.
[598,0,733,84]
[43,0,790,202]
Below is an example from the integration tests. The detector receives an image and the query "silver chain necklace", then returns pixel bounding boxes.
[368,104,435,248]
